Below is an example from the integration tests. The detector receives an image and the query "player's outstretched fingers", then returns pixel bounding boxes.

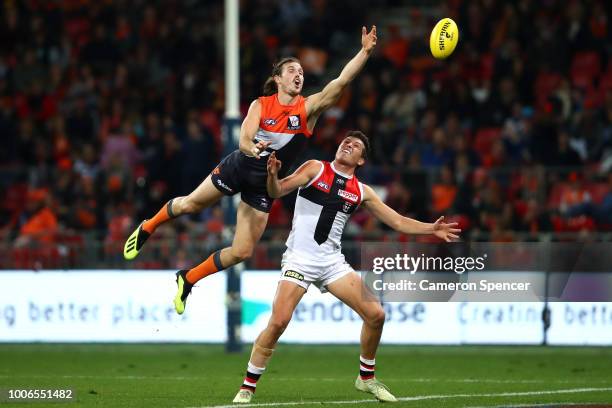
[267,152,282,176]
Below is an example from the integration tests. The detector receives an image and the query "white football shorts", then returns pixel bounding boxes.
[279,249,355,293]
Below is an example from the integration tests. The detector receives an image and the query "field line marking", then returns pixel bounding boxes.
[195,387,612,408]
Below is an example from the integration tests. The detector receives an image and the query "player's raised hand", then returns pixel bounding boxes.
[251,140,271,159]
[267,152,282,177]
[432,216,461,242]
[362,25,377,53]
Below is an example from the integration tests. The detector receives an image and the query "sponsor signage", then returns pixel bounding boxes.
[0,270,609,345]
[546,303,612,345]
[0,271,226,342]
[241,272,543,344]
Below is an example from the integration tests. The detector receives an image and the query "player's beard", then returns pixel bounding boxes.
[286,85,300,96]
[282,81,301,96]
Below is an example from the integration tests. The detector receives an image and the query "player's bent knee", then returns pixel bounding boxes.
[365,306,386,328]
[268,315,291,335]
[230,246,254,261]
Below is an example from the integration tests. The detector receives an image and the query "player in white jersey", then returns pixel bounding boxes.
[232,131,461,404]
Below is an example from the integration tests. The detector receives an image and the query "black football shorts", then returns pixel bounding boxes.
[210,150,273,213]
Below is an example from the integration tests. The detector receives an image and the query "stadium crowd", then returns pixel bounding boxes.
[0,0,611,268]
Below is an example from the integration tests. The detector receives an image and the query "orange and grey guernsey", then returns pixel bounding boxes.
[249,93,312,178]
[209,93,313,212]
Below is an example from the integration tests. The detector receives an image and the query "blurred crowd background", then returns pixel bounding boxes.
[1,0,611,269]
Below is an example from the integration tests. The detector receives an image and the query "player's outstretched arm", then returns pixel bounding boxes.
[305,26,377,126]
[361,185,461,242]
[239,99,271,159]
[267,155,322,198]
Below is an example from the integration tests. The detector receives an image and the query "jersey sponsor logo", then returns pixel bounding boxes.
[316,181,330,191]
[263,118,277,126]
[283,270,304,281]
[216,179,233,192]
[287,115,301,130]
[338,189,359,202]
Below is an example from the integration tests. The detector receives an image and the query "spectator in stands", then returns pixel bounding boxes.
[550,130,583,168]
[0,0,610,258]
[566,173,612,226]
[560,173,592,216]
[381,75,425,129]
[431,165,457,215]
[14,189,57,247]
[100,122,140,171]
[421,128,453,167]
[181,117,217,194]
[515,198,552,235]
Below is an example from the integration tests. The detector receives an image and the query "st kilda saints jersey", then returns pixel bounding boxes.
[242,93,312,178]
[286,161,364,260]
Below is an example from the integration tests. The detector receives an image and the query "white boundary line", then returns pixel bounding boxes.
[194,387,612,408]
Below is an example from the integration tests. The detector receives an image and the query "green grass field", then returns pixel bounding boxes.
[0,344,611,407]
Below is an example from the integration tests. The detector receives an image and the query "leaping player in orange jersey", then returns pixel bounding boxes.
[123,26,378,314]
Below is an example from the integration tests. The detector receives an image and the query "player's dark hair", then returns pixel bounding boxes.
[345,130,370,161]
[263,57,301,96]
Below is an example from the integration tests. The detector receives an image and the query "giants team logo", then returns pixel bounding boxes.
[287,115,300,130]
[317,181,330,191]
[338,189,358,202]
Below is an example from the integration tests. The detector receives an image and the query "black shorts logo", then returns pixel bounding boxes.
[216,179,233,192]
[283,270,304,281]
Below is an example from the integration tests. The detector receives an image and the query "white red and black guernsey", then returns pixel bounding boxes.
[286,161,364,260]
[242,93,312,178]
